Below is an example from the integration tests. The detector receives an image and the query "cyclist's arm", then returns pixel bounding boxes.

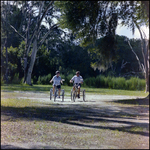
[80,77,83,84]
[70,80,73,83]
[60,78,63,84]
[50,76,54,83]
[70,76,74,83]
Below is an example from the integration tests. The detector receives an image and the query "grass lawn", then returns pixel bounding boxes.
[1,84,149,97]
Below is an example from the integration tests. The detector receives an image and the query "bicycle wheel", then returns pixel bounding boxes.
[62,89,64,102]
[50,88,53,100]
[71,89,73,101]
[83,89,85,101]
[73,91,76,102]
[54,89,57,102]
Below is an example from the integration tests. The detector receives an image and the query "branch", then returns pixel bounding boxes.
[134,20,147,75]
[121,59,129,69]
[127,38,145,73]
[36,54,46,59]
[37,1,54,31]
[27,1,54,55]
[39,24,58,47]
[2,17,26,40]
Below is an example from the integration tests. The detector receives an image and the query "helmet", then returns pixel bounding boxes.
[56,71,60,74]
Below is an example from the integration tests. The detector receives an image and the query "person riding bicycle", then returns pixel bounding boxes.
[70,71,83,98]
[50,71,63,98]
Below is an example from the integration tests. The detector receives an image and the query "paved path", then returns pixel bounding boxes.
[1,90,149,149]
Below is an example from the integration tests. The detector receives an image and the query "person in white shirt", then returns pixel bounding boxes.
[70,71,83,98]
[50,71,63,98]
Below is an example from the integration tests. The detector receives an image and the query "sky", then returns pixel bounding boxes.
[43,18,149,40]
[116,24,149,39]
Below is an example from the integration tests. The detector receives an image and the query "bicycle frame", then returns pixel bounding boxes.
[71,83,81,102]
[50,84,64,102]
[70,81,85,102]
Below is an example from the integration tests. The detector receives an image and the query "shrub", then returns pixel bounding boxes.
[36,74,51,85]
[65,74,74,86]
[37,76,41,84]
[1,75,5,85]
[115,77,126,89]
[99,75,106,88]
[125,77,145,91]
[84,77,96,87]
[20,77,24,85]
[104,76,112,88]
[137,79,146,91]
[84,75,145,91]
[11,73,21,84]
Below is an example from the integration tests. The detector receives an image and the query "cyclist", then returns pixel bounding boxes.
[70,71,83,98]
[50,71,63,98]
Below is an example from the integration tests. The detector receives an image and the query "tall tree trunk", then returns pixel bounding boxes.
[145,43,149,92]
[134,21,149,93]
[26,38,38,85]
[23,55,27,83]
[5,31,8,84]
[5,44,8,84]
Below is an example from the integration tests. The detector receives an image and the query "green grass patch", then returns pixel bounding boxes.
[1,84,148,97]
[1,98,37,108]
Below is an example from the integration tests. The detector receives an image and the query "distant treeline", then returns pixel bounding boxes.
[3,73,145,91]
[1,35,144,85]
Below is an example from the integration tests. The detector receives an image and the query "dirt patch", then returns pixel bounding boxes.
[1,91,149,149]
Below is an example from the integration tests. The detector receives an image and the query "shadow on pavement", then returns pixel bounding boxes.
[111,97,149,105]
[1,144,56,149]
[1,100,149,137]
[1,144,25,149]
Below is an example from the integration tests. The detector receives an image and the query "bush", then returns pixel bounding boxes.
[20,77,24,85]
[11,73,21,84]
[84,75,145,91]
[95,75,103,88]
[37,76,41,84]
[1,75,5,85]
[125,77,145,91]
[65,74,74,86]
[84,77,96,87]
[104,76,112,88]
[37,73,51,85]
[36,73,145,91]
[115,77,126,89]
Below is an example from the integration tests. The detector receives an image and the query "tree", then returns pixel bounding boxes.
[118,1,149,92]
[1,1,58,85]
[55,1,149,92]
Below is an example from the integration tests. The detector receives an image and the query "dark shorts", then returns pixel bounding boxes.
[74,83,81,88]
[54,85,61,89]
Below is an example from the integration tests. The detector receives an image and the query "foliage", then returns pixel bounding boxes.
[55,1,149,72]
[1,34,145,85]
[84,75,145,91]
[37,74,51,85]
[1,46,22,82]
[1,1,148,90]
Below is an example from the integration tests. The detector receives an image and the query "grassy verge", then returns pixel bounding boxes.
[1,84,149,97]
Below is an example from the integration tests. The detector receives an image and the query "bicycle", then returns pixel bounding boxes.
[50,79,65,102]
[71,82,85,102]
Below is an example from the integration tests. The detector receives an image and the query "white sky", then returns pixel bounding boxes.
[116,24,149,39]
